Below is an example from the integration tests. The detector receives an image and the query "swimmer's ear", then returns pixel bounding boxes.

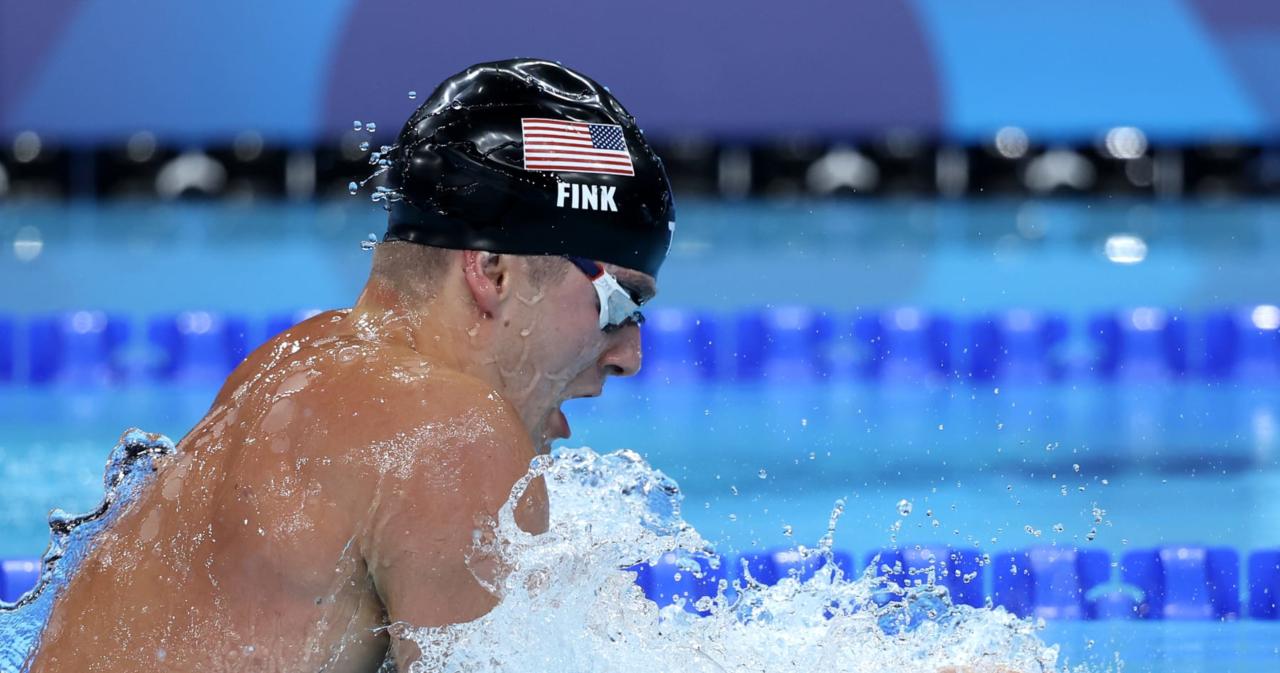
[461,251,511,318]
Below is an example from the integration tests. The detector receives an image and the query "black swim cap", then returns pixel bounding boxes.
[384,59,676,278]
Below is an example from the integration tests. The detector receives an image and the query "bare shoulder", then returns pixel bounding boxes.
[289,341,539,509]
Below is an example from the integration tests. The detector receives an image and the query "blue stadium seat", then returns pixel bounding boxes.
[1248,550,1280,620]
[1089,308,1188,381]
[993,547,1110,619]
[27,311,130,385]
[901,546,984,607]
[0,315,14,382]
[638,308,717,383]
[0,558,40,603]
[1122,546,1240,620]
[854,309,953,383]
[632,552,727,615]
[965,311,1068,383]
[733,307,833,381]
[735,547,854,586]
[147,312,251,383]
[1197,307,1280,380]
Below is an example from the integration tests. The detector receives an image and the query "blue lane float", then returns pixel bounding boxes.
[1089,308,1189,381]
[992,547,1110,620]
[734,307,833,382]
[5,545,1280,620]
[737,547,856,586]
[1247,550,1280,620]
[965,311,1069,383]
[1121,546,1241,620]
[1198,308,1280,380]
[26,311,130,385]
[6,306,1280,386]
[856,309,954,383]
[0,559,39,604]
[637,308,718,384]
[0,316,14,382]
[146,311,251,384]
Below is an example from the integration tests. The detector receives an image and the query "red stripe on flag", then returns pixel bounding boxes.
[524,140,597,149]
[525,164,635,175]
[527,158,635,169]
[526,155,633,167]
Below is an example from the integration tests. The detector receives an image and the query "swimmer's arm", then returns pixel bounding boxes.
[364,404,548,669]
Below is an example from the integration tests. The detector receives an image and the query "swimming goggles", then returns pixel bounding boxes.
[564,256,646,333]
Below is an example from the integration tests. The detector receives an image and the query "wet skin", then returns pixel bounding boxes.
[28,251,654,672]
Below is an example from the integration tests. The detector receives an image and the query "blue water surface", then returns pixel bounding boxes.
[3,199,1280,671]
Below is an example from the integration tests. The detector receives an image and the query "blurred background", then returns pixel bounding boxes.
[2,1,1280,669]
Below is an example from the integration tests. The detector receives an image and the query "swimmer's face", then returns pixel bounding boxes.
[496,258,656,453]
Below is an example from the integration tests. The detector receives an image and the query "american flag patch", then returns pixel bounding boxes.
[521,118,635,176]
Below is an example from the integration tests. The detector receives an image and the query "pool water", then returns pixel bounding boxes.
[3,199,1280,671]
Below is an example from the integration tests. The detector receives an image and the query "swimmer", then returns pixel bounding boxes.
[27,59,674,672]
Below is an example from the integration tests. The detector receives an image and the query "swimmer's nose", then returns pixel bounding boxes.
[601,324,642,378]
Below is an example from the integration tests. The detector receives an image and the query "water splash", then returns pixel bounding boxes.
[1,436,1078,673]
[0,429,175,670]
[398,447,1068,673]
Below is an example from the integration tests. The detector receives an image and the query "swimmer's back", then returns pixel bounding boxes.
[29,310,548,672]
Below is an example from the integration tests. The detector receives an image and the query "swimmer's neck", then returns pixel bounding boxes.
[350,276,500,384]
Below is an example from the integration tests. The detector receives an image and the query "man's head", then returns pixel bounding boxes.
[361,59,673,451]
[383,58,675,276]
[364,241,656,453]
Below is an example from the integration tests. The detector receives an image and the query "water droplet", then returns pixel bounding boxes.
[1052,523,1065,533]
[1024,525,1042,537]
[729,485,738,496]
[1086,528,1098,542]
[727,513,737,522]
[757,469,767,479]
[359,141,370,152]
[347,181,358,195]
[1060,485,1068,496]
[366,122,377,133]
[408,90,418,100]
[782,524,792,537]
[353,120,362,131]
[1073,463,1081,473]
[897,499,913,516]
